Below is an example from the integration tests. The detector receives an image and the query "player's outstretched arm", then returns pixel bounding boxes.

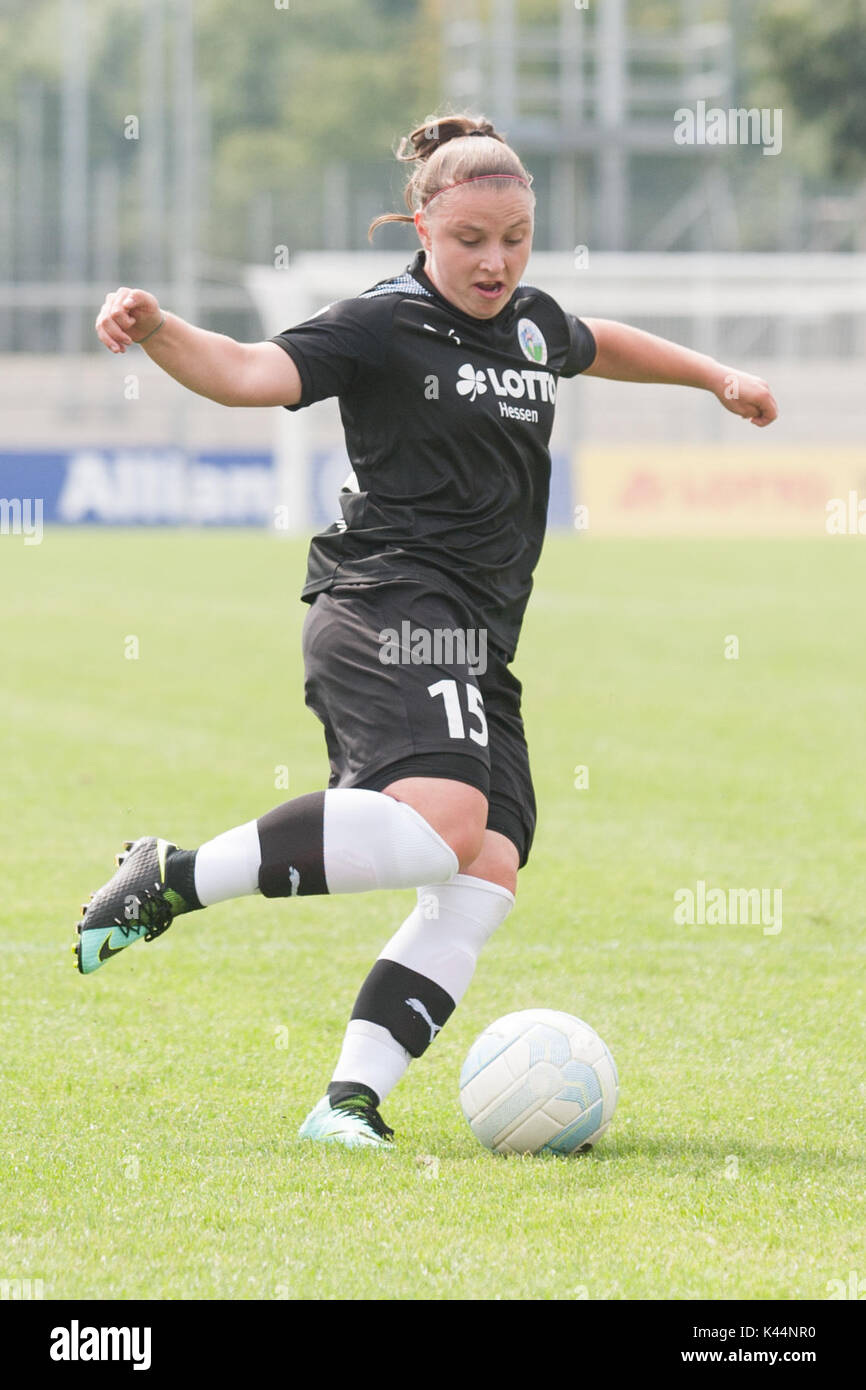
[581,317,778,428]
[94,286,302,408]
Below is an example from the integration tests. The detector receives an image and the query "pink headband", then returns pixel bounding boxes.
[420,173,531,211]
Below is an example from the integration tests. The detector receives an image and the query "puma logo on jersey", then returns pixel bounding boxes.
[456,361,557,405]
[406,997,441,1045]
[423,323,462,347]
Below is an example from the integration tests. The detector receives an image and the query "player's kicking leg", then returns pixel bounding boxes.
[72,781,473,976]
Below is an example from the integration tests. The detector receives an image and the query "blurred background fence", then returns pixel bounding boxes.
[1,0,864,535]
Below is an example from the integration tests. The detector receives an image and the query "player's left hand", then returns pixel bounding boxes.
[712,368,778,427]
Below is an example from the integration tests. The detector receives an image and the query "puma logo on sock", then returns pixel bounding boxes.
[406,997,441,1045]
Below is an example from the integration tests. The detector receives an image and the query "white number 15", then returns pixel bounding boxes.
[427,678,488,747]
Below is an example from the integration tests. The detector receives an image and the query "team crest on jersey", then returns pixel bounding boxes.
[517,317,547,364]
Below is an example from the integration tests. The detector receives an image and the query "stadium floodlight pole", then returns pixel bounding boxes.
[170,0,197,458]
[93,161,120,293]
[17,77,45,351]
[491,0,517,127]
[597,0,627,252]
[60,0,88,354]
[171,0,197,329]
[141,0,166,289]
[442,0,483,108]
[553,0,582,254]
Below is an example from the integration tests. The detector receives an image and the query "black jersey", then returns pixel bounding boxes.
[269,248,596,661]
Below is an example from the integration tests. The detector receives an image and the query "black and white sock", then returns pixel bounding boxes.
[190,788,459,905]
[330,873,515,1104]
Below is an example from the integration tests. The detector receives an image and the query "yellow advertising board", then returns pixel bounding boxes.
[577,445,866,537]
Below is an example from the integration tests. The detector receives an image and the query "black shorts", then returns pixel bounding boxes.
[301,578,537,868]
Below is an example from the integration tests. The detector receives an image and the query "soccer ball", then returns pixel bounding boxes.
[459,1008,619,1156]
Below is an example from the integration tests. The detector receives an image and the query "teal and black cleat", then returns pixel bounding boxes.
[73,836,193,975]
[298,1094,395,1149]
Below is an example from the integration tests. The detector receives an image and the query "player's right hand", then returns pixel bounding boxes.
[95,287,162,354]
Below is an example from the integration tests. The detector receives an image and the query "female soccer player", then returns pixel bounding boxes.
[81,113,777,1148]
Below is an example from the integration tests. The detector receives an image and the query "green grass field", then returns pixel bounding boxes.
[1,529,864,1301]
